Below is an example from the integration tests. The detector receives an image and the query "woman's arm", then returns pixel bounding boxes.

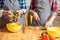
[45,0,58,27]
[45,12,57,27]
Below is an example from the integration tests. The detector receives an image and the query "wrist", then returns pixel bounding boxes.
[48,19,53,23]
[47,20,52,24]
[0,10,3,17]
[21,10,24,13]
[20,10,24,15]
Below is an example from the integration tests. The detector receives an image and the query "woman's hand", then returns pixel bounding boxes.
[45,21,52,28]
[7,11,13,18]
[2,10,9,16]
[2,10,24,18]
[29,10,40,21]
[16,10,24,16]
[2,10,13,18]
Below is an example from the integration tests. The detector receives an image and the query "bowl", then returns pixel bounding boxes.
[6,22,22,32]
[47,27,60,37]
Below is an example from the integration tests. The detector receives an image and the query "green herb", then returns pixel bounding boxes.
[39,27,47,30]
[9,18,13,23]
[9,11,19,22]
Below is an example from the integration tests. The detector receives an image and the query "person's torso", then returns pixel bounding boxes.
[32,0,52,25]
[3,0,20,10]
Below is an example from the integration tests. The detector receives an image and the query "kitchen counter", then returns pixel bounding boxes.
[0,26,46,40]
[0,26,60,40]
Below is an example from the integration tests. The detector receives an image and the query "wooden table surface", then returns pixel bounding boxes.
[0,26,46,40]
[0,26,60,40]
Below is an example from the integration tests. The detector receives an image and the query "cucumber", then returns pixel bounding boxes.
[39,27,47,30]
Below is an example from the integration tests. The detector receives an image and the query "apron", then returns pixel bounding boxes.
[1,0,25,28]
[31,0,52,26]
[3,0,20,10]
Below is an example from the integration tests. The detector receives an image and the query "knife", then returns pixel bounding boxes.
[36,19,42,26]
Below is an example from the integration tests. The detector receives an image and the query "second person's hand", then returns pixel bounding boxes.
[29,10,40,21]
[16,10,24,16]
[45,21,52,28]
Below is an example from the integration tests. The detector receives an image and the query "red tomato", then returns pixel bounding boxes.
[49,37,55,40]
[41,32,49,40]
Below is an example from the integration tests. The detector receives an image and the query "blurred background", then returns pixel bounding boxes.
[53,0,60,26]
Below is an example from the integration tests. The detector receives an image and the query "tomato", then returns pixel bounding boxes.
[49,37,55,40]
[41,32,49,40]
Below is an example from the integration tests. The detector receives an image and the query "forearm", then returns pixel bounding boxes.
[48,12,57,23]
[21,9,27,13]
[49,15,56,23]
[0,10,3,17]
[16,9,27,16]
[45,12,57,27]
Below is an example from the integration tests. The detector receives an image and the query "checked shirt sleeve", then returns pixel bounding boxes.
[51,0,58,15]
[18,0,27,13]
[0,0,5,10]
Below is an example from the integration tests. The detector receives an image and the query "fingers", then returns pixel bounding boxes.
[2,10,13,19]
[7,11,13,18]
[16,10,24,16]
[33,12,40,21]
[2,10,9,16]
[45,21,52,28]
[29,10,35,16]
[29,10,40,21]
[45,23,49,28]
